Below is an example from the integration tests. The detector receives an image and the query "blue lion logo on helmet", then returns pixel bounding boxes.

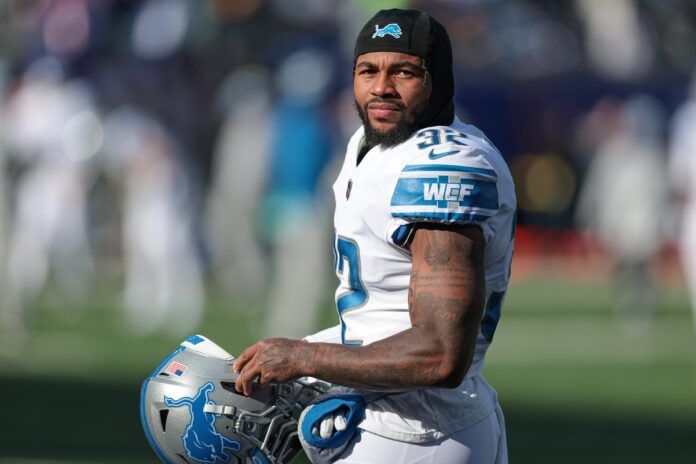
[372,23,402,39]
[165,382,242,463]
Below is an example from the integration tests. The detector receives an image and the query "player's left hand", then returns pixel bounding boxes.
[233,338,308,396]
[314,411,348,439]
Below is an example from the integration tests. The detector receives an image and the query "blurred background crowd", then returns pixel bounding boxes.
[0,1,696,461]
[2,0,695,342]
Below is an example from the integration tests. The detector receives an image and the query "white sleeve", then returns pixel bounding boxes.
[389,145,500,243]
[303,325,342,344]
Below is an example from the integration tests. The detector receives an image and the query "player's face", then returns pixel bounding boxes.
[354,52,431,144]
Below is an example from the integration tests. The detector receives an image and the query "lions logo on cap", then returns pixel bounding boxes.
[372,23,402,39]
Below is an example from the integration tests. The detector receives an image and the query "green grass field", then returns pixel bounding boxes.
[1,277,695,463]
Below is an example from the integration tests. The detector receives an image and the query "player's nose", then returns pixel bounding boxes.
[370,71,398,98]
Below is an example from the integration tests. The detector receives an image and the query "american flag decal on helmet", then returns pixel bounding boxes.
[166,361,188,376]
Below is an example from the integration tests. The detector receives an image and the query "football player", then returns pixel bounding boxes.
[234,8,515,463]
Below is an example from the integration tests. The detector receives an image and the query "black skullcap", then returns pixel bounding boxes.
[354,9,454,129]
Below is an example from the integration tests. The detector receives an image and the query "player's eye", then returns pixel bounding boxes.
[359,68,378,76]
[395,70,415,78]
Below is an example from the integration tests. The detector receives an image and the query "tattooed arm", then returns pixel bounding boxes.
[234,224,485,394]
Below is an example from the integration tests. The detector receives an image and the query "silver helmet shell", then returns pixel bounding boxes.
[140,335,317,464]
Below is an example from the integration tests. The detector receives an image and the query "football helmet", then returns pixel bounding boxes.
[140,335,322,464]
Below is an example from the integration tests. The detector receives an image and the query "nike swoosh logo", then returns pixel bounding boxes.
[428,148,460,159]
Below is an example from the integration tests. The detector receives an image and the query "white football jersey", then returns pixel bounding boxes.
[310,117,516,443]
[670,100,696,228]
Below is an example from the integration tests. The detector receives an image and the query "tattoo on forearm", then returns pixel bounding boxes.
[302,226,485,391]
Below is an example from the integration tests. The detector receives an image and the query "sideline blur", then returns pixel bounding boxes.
[0,0,695,343]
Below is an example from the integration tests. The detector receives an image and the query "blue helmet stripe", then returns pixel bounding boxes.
[184,334,205,345]
[141,379,174,464]
[140,346,185,464]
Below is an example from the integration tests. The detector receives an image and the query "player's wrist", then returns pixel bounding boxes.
[291,339,317,379]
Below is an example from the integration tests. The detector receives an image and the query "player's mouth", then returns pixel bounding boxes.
[367,102,403,121]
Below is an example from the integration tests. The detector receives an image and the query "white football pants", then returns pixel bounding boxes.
[335,405,508,464]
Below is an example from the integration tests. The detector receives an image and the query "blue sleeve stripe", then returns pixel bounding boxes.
[391,177,499,210]
[403,164,497,177]
[392,211,492,223]
[481,291,505,342]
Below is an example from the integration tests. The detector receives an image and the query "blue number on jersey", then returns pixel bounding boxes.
[416,127,470,149]
[416,128,441,149]
[334,236,368,345]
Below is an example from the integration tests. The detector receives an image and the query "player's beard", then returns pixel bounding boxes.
[356,98,427,149]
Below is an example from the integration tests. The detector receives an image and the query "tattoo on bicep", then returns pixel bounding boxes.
[423,233,453,267]
[420,229,479,272]
[408,270,417,308]
[410,228,485,328]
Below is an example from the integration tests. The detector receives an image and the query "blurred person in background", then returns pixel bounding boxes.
[207,66,273,299]
[94,0,220,337]
[102,106,204,336]
[669,73,696,333]
[575,0,654,80]
[575,95,668,332]
[0,0,212,339]
[0,58,100,346]
[0,57,10,347]
[233,9,515,463]
[260,45,337,339]
[207,19,341,338]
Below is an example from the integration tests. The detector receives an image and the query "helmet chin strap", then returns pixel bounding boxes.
[203,404,238,415]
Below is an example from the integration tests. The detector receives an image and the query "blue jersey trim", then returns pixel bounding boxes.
[403,164,497,177]
[391,177,499,210]
[392,211,491,223]
[140,346,185,464]
[482,292,505,342]
[391,224,413,247]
